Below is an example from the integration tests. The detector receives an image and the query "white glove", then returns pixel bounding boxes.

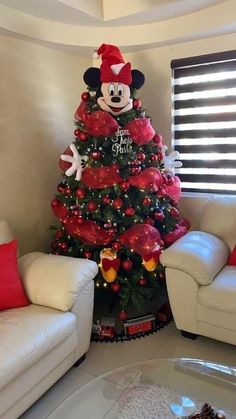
[161,145,182,176]
[60,143,88,181]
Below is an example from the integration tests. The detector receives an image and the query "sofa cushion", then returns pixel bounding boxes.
[0,304,77,390]
[0,240,29,311]
[198,266,236,315]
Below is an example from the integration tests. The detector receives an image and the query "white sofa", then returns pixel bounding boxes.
[0,220,98,419]
[160,196,236,346]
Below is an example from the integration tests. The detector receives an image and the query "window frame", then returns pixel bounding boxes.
[171,49,236,196]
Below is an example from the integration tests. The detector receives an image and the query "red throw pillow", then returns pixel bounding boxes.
[0,239,29,311]
[227,245,236,266]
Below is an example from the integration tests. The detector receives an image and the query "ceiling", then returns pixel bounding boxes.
[0,0,234,56]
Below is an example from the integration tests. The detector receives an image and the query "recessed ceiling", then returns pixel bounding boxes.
[0,0,233,55]
[0,0,225,26]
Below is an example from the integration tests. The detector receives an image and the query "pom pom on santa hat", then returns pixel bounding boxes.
[93,43,132,85]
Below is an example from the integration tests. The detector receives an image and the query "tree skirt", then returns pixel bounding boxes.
[115,383,234,419]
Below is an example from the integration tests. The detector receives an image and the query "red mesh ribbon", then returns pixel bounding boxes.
[85,110,118,137]
[129,167,162,192]
[66,219,113,245]
[51,200,68,219]
[74,101,90,122]
[162,225,187,246]
[81,166,122,189]
[119,224,161,256]
[125,118,155,145]
[163,176,181,201]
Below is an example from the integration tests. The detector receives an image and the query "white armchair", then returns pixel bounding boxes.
[160,196,236,346]
[0,220,98,419]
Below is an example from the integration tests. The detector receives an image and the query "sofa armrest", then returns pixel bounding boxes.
[18,252,98,311]
[160,231,230,285]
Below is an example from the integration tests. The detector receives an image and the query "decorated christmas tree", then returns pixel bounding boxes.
[50,44,189,324]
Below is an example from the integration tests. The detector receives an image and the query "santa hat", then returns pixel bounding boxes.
[94,43,132,85]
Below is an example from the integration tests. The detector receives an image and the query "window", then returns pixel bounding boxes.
[171,50,236,195]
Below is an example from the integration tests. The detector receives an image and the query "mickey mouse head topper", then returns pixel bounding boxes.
[83,43,145,116]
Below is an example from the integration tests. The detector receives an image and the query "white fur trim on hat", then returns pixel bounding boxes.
[110,63,125,75]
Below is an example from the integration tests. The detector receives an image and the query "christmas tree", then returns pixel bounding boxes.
[50,44,189,323]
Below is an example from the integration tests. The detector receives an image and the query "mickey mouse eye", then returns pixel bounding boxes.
[108,83,115,96]
[118,84,124,96]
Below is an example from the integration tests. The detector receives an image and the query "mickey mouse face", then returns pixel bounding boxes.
[97,82,133,116]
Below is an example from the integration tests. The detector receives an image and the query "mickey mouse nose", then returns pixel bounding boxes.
[111,96,121,103]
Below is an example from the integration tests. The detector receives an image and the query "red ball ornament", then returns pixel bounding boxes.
[153,209,165,222]
[133,98,142,109]
[113,198,123,209]
[157,151,164,161]
[145,217,155,226]
[57,183,66,193]
[87,200,98,212]
[64,187,71,195]
[138,277,147,286]
[151,154,158,161]
[61,218,68,225]
[129,166,141,175]
[159,272,165,280]
[74,128,80,137]
[112,241,122,251]
[111,282,121,293]
[102,195,111,204]
[60,242,68,251]
[170,207,180,218]
[122,259,133,271]
[119,310,128,321]
[157,188,166,198]
[51,240,58,250]
[77,217,85,225]
[78,131,88,142]
[142,197,151,206]
[51,199,59,208]
[153,134,163,145]
[81,91,90,102]
[55,230,63,239]
[71,209,81,217]
[91,151,101,160]
[76,188,86,199]
[84,250,92,259]
[124,207,135,216]
[119,181,130,192]
[136,152,146,161]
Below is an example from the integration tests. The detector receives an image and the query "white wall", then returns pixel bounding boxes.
[0,35,89,254]
[125,32,236,228]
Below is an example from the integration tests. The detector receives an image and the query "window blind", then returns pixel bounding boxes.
[171,50,236,195]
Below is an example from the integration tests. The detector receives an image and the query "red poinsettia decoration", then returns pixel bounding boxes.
[66,218,113,245]
[74,101,90,122]
[128,167,162,192]
[125,118,155,145]
[81,166,122,188]
[85,110,118,137]
[119,224,161,256]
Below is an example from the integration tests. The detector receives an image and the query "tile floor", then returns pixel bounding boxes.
[20,323,236,419]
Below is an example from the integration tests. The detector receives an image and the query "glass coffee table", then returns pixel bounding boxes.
[48,358,236,418]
